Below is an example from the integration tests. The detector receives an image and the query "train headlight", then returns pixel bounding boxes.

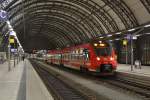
[110,57,114,61]
[94,43,98,46]
[97,57,100,61]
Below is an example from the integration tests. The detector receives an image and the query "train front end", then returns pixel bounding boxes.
[92,41,117,75]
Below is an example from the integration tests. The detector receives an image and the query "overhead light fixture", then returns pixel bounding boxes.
[116,32,121,35]
[9,31,16,36]
[132,35,137,40]
[115,38,120,40]
[6,21,11,25]
[99,41,102,43]
[136,34,141,37]
[128,28,135,32]
[107,34,112,37]
[99,37,104,39]
[94,43,98,46]
[6,21,13,31]
[145,33,150,35]
[144,24,150,28]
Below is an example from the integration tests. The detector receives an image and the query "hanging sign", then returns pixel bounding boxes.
[9,38,14,43]
[123,40,128,46]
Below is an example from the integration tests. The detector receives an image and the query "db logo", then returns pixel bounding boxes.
[0,10,8,22]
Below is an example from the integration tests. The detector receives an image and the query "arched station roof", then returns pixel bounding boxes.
[0,0,150,51]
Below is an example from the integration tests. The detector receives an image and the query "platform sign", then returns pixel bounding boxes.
[11,48,17,53]
[126,34,131,40]
[9,31,16,36]
[123,40,128,46]
[0,10,8,22]
[9,38,14,43]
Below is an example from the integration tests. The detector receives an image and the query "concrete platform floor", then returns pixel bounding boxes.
[117,64,150,77]
[1,59,149,100]
[0,60,53,100]
[38,61,143,100]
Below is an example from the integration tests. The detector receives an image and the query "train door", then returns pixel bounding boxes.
[83,48,90,67]
[60,54,63,66]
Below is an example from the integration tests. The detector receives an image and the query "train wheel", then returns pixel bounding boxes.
[80,66,83,73]
[60,63,64,67]
[80,66,88,73]
[113,71,117,77]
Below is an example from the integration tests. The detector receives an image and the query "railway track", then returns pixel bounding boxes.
[35,59,150,100]
[103,75,150,99]
[29,59,91,100]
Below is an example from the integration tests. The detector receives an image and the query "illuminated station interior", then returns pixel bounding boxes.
[0,0,150,100]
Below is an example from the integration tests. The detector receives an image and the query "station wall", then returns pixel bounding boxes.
[116,35,150,66]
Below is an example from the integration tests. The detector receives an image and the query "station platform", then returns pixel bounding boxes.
[0,59,53,100]
[117,64,150,77]
[0,59,149,100]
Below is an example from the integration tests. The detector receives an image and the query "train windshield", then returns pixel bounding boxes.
[94,47,111,56]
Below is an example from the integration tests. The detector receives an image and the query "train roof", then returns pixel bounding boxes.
[48,43,91,54]
[48,40,111,54]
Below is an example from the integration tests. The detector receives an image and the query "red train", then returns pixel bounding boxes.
[46,41,117,75]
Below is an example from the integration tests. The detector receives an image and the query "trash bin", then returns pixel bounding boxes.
[0,56,2,64]
[134,60,141,69]
[0,55,3,64]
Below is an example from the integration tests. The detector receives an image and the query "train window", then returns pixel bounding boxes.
[62,54,63,59]
[76,54,79,60]
[76,50,78,54]
[67,54,69,60]
[75,54,77,60]
[66,54,67,60]
[65,54,67,60]
[72,51,75,54]
[80,49,83,54]
[94,47,111,56]
[73,54,75,60]
[69,53,71,60]
[79,54,83,60]
[55,54,61,60]
[70,54,72,60]
[71,54,74,60]
[64,53,69,60]
[68,54,70,60]
[71,54,73,60]
[74,54,77,60]
[77,54,79,60]
[63,54,65,60]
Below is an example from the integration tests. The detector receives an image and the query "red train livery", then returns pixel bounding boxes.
[47,41,117,75]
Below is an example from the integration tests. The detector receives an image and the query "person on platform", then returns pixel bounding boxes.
[22,55,25,61]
